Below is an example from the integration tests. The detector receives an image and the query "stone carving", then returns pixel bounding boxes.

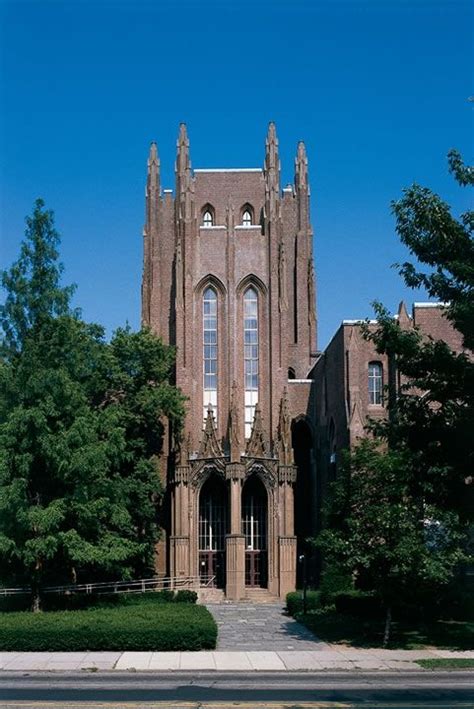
[198,404,223,459]
[225,462,245,482]
[278,464,297,485]
[245,403,268,458]
[190,459,226,489]
[176,431,191,465]
[276,388,293,465]
[174,465,190,485]
[246,460,277,488]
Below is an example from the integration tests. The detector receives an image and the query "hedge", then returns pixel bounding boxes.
[0,602,217,651]
[0,589,198,613]
[286,590,322,616]
[334,590,382,618]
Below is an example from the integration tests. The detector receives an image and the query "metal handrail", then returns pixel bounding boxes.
[0,574,216,597]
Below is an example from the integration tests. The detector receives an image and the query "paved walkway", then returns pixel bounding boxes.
[206,602,328,650]
[1,648,473,672]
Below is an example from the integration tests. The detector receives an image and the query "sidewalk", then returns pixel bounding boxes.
[1,648,473,672]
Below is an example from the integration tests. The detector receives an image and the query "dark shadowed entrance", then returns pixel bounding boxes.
[199,474,228,588]
[292,418,314,587]
[242,475,268,588]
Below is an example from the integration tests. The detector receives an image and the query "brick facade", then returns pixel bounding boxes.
[142,124,317,598]
[313,301,467,509]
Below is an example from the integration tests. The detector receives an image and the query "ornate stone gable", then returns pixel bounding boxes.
[244,458,277,488]
[245,403,268,458]
[198,404,224,459]
[189,458,226,489]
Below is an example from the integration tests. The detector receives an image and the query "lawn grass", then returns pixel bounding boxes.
[0,594,217,651]
[415,658,474,670]
[297,608,474,650]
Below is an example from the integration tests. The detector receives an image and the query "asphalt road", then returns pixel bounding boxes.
[0,670,472,708]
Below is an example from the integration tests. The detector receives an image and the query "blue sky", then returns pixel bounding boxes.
[0,0,472,349]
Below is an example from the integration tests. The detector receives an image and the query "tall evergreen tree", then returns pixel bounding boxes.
[0,201,184,610]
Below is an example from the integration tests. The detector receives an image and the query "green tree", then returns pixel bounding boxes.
[317,151,472,644]
[317,440,466,646]
[366,151,473,520]
[0,200,185,610]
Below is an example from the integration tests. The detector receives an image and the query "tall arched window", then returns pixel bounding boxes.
[244,287,259,438]
[203,287,218,421]
[368,361,383,405]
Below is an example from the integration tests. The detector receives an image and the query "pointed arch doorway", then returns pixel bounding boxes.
[242,475,268,588]
[198,474,228,588]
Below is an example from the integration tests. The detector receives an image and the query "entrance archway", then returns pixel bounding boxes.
[242,475,268,588]
[292,418,314,587]
[198,474,228,588]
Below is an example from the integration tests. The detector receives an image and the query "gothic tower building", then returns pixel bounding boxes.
[141,123,317,599]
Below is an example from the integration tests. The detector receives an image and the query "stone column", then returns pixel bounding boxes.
[278,465,297,597]
[225,463,245,600]
[278,535,297,598]
[170,465,191,582]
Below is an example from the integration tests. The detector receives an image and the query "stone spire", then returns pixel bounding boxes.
[245,403,268,458]
[198,404,223,459]
[142,142,160,327]
[276,388,293,465]
[228,381,240,462]
[264,122,280,217]
[175,123,194,221]
[295,141,308,192]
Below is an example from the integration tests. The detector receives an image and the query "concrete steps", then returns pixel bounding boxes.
[198,588,225,603]
[244,588,280,603]
[200,587,280,604]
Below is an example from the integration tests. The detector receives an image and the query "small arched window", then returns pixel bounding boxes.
[368,361,383,406]
[203,210,213,227]
[201,205,215,227]
[242,210,252,226]
[288,367,296,380]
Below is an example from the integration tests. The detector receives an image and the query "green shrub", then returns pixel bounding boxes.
[0,588,200,614]
[156,589,176,603]
[0,595,30,613]
[286,590,321,616]
[0,602,217,651]
[175,590,198,604]
[334,590,382,618]
[319,564,353,606]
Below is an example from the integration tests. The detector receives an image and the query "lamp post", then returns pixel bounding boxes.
[298,553,307,614]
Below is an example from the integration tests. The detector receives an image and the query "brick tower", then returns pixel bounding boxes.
[142,123,317,599]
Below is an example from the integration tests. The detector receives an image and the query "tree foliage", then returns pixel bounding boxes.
[317,440,467,645]
[0,200,185,609]
[366,151,474,520]
[317,151,473,643]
